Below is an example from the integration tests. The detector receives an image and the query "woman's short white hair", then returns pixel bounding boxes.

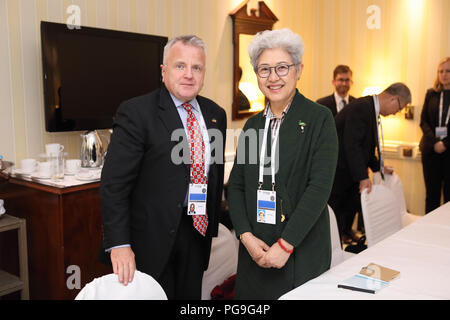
[248,28,304,70]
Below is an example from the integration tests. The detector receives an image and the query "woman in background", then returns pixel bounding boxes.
[228,28,338,299]
[419,57,450,213]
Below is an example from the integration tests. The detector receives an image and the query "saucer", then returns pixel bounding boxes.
[14,168,35,176]
[75,173,100,181]
[31,173,52,180]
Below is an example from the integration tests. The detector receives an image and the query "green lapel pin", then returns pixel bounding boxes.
[298,121,307,133]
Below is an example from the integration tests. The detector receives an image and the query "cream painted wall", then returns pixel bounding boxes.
[0,0,449,214]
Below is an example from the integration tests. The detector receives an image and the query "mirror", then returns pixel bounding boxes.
[230,1,278,120]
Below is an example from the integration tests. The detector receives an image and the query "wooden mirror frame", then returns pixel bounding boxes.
[230,1,278,120]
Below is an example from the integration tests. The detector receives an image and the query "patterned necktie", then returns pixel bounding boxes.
[182,103,208,236]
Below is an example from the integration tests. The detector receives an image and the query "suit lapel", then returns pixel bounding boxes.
[157,85,190,174]
[331,94,338,115]
[158,85,185,134]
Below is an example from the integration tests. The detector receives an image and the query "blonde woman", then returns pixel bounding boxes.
[419,57,450,213]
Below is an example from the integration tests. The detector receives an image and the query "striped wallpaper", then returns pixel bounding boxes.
[0,0,449,214]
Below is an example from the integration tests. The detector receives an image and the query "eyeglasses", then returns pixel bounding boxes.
[335,78,352,83]
[397,98,402,111]
[256,63,296,78]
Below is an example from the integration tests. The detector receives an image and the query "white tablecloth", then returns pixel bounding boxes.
[279,202,450,300]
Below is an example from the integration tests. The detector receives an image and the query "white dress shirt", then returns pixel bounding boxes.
[334,92,350,113]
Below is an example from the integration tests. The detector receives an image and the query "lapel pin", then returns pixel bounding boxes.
[298,120,307,133]
[212,118,217,123]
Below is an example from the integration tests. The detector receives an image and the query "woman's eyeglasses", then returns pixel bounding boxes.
[256,64,296,78]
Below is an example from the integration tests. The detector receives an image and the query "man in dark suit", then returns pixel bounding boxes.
[317,65,356,117]
[328,83,411,244]
[100,35,227,299]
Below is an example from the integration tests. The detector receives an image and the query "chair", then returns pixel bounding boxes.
[75,270,167,300]
[328,205,355,267]
[360,185,403,247]
[202,223,239,300]
[373,172,421,226]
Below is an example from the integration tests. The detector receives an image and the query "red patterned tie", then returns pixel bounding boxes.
[183,103,208,236]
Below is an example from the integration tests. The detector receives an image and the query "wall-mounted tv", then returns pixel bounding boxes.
[41,21,167,132]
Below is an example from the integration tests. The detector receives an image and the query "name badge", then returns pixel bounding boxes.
[436,127,448,140]
[188,183,207,216]
[257,190,276,225]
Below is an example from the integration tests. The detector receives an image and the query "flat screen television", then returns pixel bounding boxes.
[41,21,167,132]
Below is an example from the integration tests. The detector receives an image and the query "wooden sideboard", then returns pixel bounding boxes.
[0,176,111,299]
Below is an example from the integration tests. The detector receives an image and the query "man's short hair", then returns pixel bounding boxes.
[383,82,412,105]
[163,35,206,64]
[333,65,353,79]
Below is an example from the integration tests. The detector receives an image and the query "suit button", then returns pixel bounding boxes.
[177,203,182,208]
[169,229,176,236]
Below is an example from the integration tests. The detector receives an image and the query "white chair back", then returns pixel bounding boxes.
[360,185,402,247]
[327,205,345,267]
[75,270,167,300]
[373,172,421,226]
[373,172,407,214]
[202,223,239,300]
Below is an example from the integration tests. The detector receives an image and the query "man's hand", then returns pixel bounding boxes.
[359,178,372,194]
[434,141,447,154]
[110,247,136,286]
[384,166,394,175]
[240,232,270,268]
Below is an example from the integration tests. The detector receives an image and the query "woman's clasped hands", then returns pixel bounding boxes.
[240,232,292,269]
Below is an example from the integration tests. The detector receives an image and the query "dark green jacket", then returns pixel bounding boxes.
[228,91,338,299]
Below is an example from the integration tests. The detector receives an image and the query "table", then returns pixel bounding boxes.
[0,175,111,299]
[279,202,450,300]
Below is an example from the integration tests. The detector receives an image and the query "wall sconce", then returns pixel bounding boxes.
[404,104,414,120]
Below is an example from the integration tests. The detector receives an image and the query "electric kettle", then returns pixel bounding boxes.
[80,130,107,168]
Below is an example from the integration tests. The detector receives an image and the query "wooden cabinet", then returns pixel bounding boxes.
[0,215,29,299]
[0,177,111,299]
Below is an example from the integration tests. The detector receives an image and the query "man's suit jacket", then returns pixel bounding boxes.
[333,95,380,189]
[99,85,227,279]
[316,94,356,117]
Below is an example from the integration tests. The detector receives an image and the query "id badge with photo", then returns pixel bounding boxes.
[256,190,276,225]
[187,183,207,216]
[436,126,448,140]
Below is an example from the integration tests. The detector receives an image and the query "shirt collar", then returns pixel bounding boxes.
[373,94,381,119]
[263,101,292,119]
[169,93,200,112]
[334,92,349,104]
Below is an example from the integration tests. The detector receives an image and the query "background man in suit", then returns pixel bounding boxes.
[100,35,227,299]
[317,65,356,117]
[328,83,411,244]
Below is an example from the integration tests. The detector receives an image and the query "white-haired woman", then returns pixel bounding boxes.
[228,28,338,299]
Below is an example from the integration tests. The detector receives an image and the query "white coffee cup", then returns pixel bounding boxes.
[66,159,81,175]
[45,143,64,156]
[39,161,52,178]
[21,159,37,174]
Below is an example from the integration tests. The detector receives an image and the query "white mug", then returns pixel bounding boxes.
[38,161,52,178]
[21,159,37,174]
[65,159,81,174]
[46,143,64,156]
